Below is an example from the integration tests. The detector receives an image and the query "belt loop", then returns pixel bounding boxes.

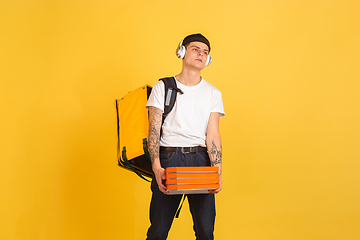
[196,146,199,154]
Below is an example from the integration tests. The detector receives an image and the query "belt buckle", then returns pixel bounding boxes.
[181,147,190,154]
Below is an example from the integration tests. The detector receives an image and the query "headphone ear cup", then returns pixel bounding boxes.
[176,45,186,59]
[205,52,212,67]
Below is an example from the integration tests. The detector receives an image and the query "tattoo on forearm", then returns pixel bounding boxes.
[148,107,162,165]
[210,140,222,165]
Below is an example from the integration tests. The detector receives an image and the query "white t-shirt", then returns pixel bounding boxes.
[146,76,225,147]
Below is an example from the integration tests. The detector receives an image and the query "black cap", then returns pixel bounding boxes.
[182,33,211,52]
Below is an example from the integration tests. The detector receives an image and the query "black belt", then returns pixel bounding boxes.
[160,146,207,154]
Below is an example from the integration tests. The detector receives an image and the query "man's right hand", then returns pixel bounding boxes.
[153,165,168,194]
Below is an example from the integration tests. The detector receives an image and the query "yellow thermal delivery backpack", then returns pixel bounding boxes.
[116,85,153,181]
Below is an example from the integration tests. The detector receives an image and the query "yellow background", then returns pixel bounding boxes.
[1,0,359,239]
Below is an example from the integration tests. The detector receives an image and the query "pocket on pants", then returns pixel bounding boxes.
[198,152,211,166]
[159,151,176,168]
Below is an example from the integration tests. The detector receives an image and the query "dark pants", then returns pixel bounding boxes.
[146,150,216,240]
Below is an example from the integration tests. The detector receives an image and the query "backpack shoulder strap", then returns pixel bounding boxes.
[159,77,183,117]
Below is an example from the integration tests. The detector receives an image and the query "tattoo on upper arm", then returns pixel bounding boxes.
[148,107,162,165]
[209,140,222,165]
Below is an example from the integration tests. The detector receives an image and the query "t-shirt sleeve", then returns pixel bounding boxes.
[145,80,165,112]
[211,89,225,118]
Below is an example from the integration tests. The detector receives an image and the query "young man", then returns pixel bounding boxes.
[146,33,225,240]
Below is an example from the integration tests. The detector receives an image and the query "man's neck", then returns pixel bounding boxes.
[176,69,202,86]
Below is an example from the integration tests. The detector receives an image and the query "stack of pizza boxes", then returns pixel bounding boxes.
[165,166,219,195]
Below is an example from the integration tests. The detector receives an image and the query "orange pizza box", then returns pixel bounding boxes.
[165,172,219,179]
[165,177,219,185]
[166,183,219,195]
[166,189,216,195]
[166,183,219,191]
[165,166,218,174]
